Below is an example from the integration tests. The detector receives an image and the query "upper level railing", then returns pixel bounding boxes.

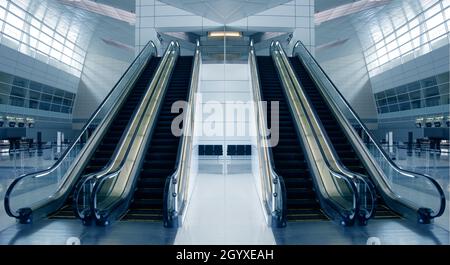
[4,41,157,223]
[293,41,445,223]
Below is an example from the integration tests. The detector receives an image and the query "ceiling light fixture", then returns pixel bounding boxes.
[208,31,242,38]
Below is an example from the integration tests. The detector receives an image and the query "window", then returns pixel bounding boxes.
[399,102,411,111]
[425,96,440,107]
[365,1,449,78]
[424,86,439,97]
[421,77,437,88]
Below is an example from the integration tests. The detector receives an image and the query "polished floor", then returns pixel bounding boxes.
[0,149,448,245]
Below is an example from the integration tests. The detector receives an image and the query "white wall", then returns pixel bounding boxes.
[194,62,253,147]
[0,44,79,95]
[72,18,135,129]
[315,34,378,128]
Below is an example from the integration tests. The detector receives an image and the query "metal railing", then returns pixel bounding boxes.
[163,40,201,227]
[249,40,286,227]
[4,41,157,223]
[293,41,445,223]
[271,41,370,225]
[82,41,180,225]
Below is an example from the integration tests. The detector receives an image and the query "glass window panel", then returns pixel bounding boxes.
[39,32,52,46]
[62,98,72,106]
[61,54,71,65]
[0,7,6,20]
[378,98,387,106]
[411,99,421,109]
[379,54,388,65]
[30,17,40,28]
[64,91,75,99]
[29,81,42,92]
[50,104,61,112]
[445,7,450,19]
[0,82,11,95]
[380,106,389,113]
[9,3,25,18]
[409,17,420,29]
[12,77,28,88]
[410,25,421,39]
[386,40,398,52]
[54,89,65,97]
[396,85,408,94]
[41,93,52,102]
[425,96,440,107]
[424,4,442,19]
[385,88,396,97]
[397,93,410,102]
[443,0,450,8]
[421,76,437,88]
[37,42,50,54]
[9,95,24,107]
[39,102,50,111]
[385,33,395,44]
[50,49,61,60]
[41,24,53,37]
[438,83,449,94]
[397,32,411,46]
[441,94,449,105]
[426,12,444,29]
[399,102,411,111]
[428,24,446,40]
[3,23,21,40]
[28,25,39,39]
[61,106,70,113]
[397,25,408,37]
[375,40,385,51]
[52,40,63,52]
[375,92,385,100]
[400,42,413,54]
[387,96,398,105]
[388,104,399,112]
[52,96,62,105]
[10,85,25,97]
[409,90,421,100]
[389,49,400,60]
[28,99,38,109]
[29,90,40,100]
[424,86,439,97]
[42,85,54,95]
[0,72,13,84]
[6,12,24,30]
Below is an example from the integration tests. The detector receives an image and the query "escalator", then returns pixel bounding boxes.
[289,56,399,219]
[121,56,193,222]
[49,57,161,219]
[257,56,328,222]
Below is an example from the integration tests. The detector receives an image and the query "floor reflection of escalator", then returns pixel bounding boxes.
[49,57,161,219]
[257,56,328,222]
[289,56,399,219]
[121,56,193,222]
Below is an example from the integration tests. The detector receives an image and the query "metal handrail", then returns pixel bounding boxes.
[293,41,445,220]
[248,40,286,226]
[72,41,175,221]
[88,41,180,223]
[275,42,376,221]
[4,41,157,220]
[163,39,201,227]
[271,41,362,224]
